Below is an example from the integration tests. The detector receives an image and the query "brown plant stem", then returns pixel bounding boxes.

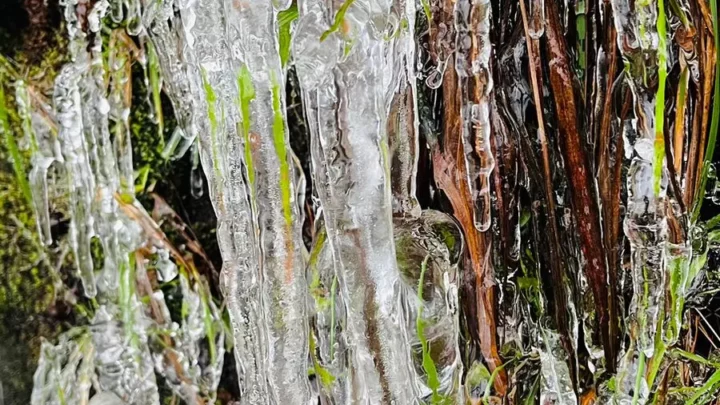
[432,58,506,394]
[543,0,613,370]
[595,0,621,371]
[518,0,573,371]
[428,0,506,393]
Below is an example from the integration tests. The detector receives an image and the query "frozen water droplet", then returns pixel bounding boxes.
[425,66,444,89]
[155,250,178,282]
[273,0,293,11]
[97,97,110,115]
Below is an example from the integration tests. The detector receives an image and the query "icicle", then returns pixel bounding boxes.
[147,15,198,161]
[385,0,463,399]
[108,31,135,197]
[614,345,650,405]
[148,0,314,402]
[155,269,226,404]
[307,224,349,403]
[295,0,422,402]
[454,0,495,232]
[222,1,312,401]
[15,80,56,245]
[26,1,228,403]
[145,39,165,142]
[125,0,144,36]
[625,159,667,356]
[528,0,546,39]
[54,63,98,297]
[664,241,692,345]
[387,0,421,218]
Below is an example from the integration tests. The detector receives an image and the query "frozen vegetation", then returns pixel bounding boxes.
[0,0,719,404]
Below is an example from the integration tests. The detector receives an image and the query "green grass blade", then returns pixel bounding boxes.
[0,81,33,206]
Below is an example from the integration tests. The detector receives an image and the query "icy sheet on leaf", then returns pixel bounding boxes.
[611,0,668,366]
[454,0,495,232]
[31,331,94,405]
[27,1,225,404]
[142,0,313,402]
[538,329,577,405]
[294,0,464,402]
[295,0,421,401]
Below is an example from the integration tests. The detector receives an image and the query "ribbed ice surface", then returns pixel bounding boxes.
[538,329,577,405]
[454,0,495,232]
[146,0,314,402]
[294,0,423,402]
[307,223,349,403]
[387,0,421,219]
[612,0,668,362]
[31,331,94,405]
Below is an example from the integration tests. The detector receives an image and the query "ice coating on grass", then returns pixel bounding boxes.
[306,223,349,403]
[26,1,225,404]
[144,0,314,402]
[31,331,94,405]
[394,211,463,402]
[294,0,435,402]
[454,0,495,232]
[15,80,57,246]
[611,0,668,359]
[538,329,578,405]
[387,0,421,218]
[54,61,97,298]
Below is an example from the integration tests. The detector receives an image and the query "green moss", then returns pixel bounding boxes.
[430,221,460,261]
[129,60,175,188]
[0,45,68,403]
[0,148,62,405]
[1,80,32,206]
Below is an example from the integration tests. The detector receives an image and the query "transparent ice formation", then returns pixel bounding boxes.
[29,1,224,404]
[21,0,710,403]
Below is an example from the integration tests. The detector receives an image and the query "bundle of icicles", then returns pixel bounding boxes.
[7,0,720,403]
